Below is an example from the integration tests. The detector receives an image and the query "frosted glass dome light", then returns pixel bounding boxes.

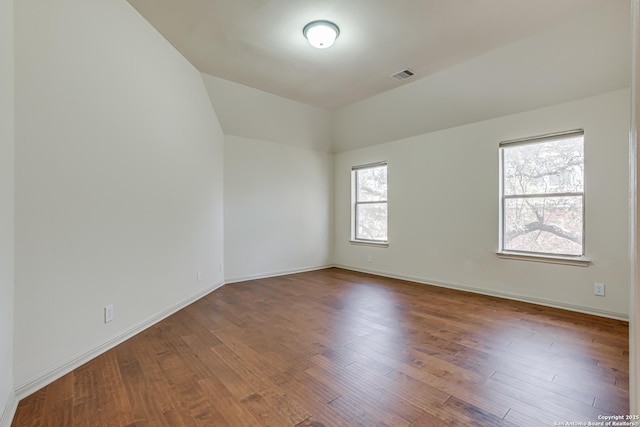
[303,20,340,49]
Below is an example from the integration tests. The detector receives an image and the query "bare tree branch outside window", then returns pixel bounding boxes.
[501,132,584,256]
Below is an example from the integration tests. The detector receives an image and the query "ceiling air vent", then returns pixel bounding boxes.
[391,69,415,80]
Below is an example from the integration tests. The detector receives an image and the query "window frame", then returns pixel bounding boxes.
[498,130,589,265]
[351,161,388,246]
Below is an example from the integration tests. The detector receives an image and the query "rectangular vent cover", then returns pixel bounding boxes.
[391,69,415,80]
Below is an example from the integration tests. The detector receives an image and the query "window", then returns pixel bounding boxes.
[352,162,388,243]
[499,130,584,258]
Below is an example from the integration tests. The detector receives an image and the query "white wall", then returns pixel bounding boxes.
[13,0,224,391]
[335,89,631,319]
[202,74,333,152]
[224,135,333,282]
[0,0,15,423]
[201,73,334,282]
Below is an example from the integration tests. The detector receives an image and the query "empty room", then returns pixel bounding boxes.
[1,0,640,426]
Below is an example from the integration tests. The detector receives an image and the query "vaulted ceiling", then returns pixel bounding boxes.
[127,0,620,110]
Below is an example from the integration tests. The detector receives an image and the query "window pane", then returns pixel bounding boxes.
[503,136,583,196]
[356,203,387,241]
[504,196,583,255]
[357,166,387,202]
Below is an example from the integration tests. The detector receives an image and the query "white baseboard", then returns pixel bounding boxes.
[12,265,333,405]
[9,261,626,423]
[13,265,334,401]
[334,264,629,321]
[224,264,334,284]
[14,280,225,401]
[0,391,17,427]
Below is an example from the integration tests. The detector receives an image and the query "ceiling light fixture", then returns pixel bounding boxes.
[303,20,340,49]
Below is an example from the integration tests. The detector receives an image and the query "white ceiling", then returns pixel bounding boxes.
[127,0,614,110]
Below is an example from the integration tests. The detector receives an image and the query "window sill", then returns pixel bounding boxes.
[496,252,591,267]
[350,240,389,248]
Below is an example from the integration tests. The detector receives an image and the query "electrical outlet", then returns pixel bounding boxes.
[219,263,223,272]
[197,271,202,282]
[104,304,114,323]
[367,254,373,263]
[594,283,605,296]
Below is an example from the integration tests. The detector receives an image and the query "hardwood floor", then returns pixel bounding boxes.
[12,268,629,426]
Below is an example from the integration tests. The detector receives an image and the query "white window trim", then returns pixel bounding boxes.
[497,129,589,265]
[496,251,591,266]
[351,161,388,245]
[349,240,390,247]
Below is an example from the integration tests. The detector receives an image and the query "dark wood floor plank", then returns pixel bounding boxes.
[485,371,614,421]
[494,369,596,406]
[442,396,518,427]
[101,354,136,422]
[239,392,294,427]
[503,407,559,426]
[195,376,261,426]
[12,268,629,426]
[274,372,356,426]
[327,394,412,427]
[341,336,514,419]
[252,386,311,425]
[307,354,436,423]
